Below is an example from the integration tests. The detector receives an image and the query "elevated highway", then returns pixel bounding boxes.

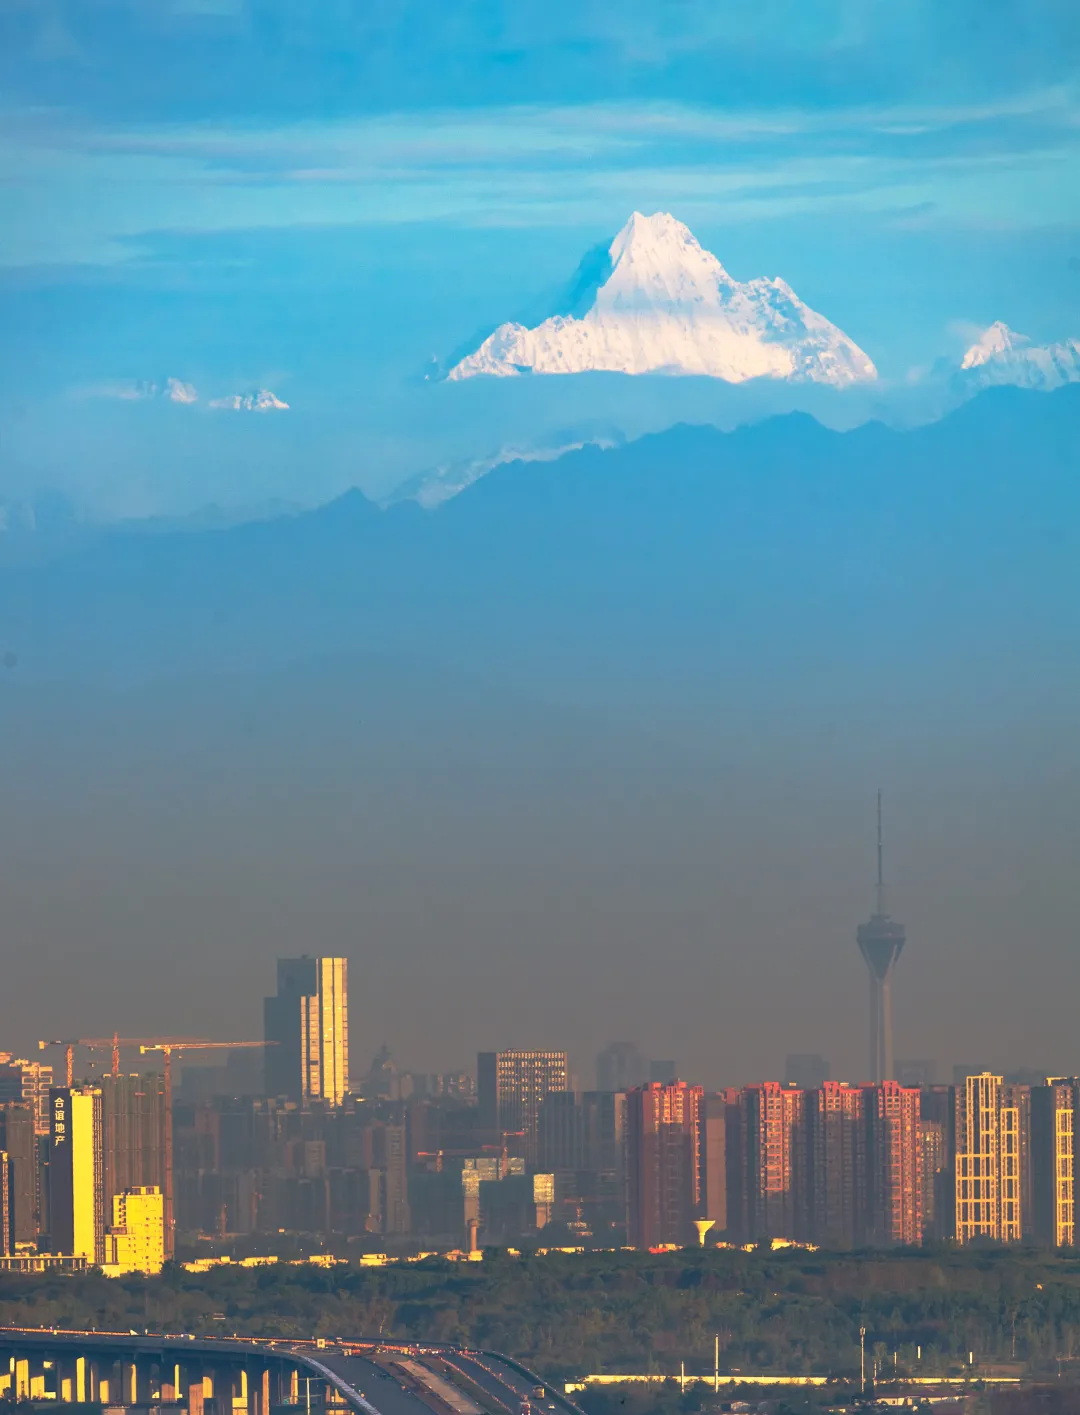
[0,1327,584,1415]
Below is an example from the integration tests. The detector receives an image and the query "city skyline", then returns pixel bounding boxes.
[3,952,1077,1262]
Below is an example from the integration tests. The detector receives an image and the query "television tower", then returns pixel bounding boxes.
[856,792,906,1082]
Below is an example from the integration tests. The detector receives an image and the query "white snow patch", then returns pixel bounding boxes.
[448,211,876,387]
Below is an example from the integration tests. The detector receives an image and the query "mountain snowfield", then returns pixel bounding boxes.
[88,380,289,410]
[958,321,1080,391]
[208,390,290,411]
[448,211,877,386]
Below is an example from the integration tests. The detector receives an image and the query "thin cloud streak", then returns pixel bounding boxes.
[1,91,1078,267]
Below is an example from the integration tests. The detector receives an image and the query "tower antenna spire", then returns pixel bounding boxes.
[876,788,885,916]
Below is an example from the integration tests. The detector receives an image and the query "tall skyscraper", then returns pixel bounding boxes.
[477,1050,569,1166]
[955,1073,1022,1243]
[865,1081,922,1246]
[100,1074,167,1227]
[1031,1078,1079,1248]
[0,1057,55,1137]
[625,1081,703,1247]
[737,1082,807,1243]
[48,1087,104,1262]
[856,793,906,1082]
[596,1042,649,1093]
[806,1082,865,1247]
[264,957,349,1105]
[0,1105,37,1247]
[0,1152,12,1257]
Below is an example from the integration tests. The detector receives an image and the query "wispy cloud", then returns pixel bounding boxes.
[1,90,1078,267]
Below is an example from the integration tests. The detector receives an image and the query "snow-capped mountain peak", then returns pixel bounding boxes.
[447,210,876,386]
[957,322,1080,390]
[960,321,1030,369]
[209,389,289,411]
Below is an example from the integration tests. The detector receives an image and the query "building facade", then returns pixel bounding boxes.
[264,957,350,1105]
[0,1105,37,1247]
[866,1081,922,1246]
[477,1050,568,1166]
[48,1088,104,1262]
[738,1082,807,1243]
[625,1081,703,1247]
[104,1187,165,1275]
[955,1073,1023,1244]
[1031,1078,1079,1248]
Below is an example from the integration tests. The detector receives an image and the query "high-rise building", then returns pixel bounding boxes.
[806,1083,866,1247]
[955,1073,1022,1244]
[477,1051,568,1166]
[48,1088,104,1262]
[100,1074,167,1228]
[699,1093,728,1236]
[0,1151,12,1257]
[866,1081,922,1246]
[539,1091,583,1173]
[0,1058,55,1137]
[581,1090,627,1232]
[596,1043,649,1094]
[379,1121,411,1235]
[856,794,906,1082]
[785,1055,831,1090]
[264,957,349,1105]
[896,1060,937,1088]
[738,1082,807,1243]
[1031,1078,1079,1248]
[103,1187,165,1276]
[625,1081,703,1247]
[0,1106,37,1247]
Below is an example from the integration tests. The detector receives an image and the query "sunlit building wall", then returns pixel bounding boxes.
[625,1081,703,1247]
[1031,1078,1079,1248]
[955,1073,1022,1244]
[104,1186,165,1275]
[866,1081,922,1246]
[265,956,350,1106]
[48,1088,104,1262]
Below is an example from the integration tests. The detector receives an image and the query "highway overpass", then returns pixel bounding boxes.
[0,1327,584,1415]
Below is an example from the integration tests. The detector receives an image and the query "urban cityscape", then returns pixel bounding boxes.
[2,864,1078,1275]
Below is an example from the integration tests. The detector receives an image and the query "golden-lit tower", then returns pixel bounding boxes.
[856,793,906,1083]
[265,957,349,1105]
[955,1072,1022,1243]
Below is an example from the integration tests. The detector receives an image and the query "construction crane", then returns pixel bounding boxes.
[140,1040,272,1258]
[38,1036,209,1086]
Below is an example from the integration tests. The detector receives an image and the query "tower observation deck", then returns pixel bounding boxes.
[856,792,906,1083]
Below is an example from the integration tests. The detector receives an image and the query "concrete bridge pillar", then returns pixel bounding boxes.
[162,1360,181,1402]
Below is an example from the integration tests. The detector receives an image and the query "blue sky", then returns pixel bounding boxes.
[2,1,1079,517]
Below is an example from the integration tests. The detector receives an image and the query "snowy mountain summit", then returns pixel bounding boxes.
[958,321,1080,391]
[209,389,289,411]
[448,211,876,385]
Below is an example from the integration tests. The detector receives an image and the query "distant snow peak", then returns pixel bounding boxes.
[162,377,199,404]
[447,210,876,387]
[95,377,199,403]
[958,322,1080,390]
[209,389,289,411]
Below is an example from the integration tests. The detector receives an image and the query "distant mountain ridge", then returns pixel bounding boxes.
[957,321,1080,392]
[2,383,1077,698]
[447,211,877,386]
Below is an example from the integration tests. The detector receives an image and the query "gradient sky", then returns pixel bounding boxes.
[1,4,1080,1090]
[2,2,1079,518]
